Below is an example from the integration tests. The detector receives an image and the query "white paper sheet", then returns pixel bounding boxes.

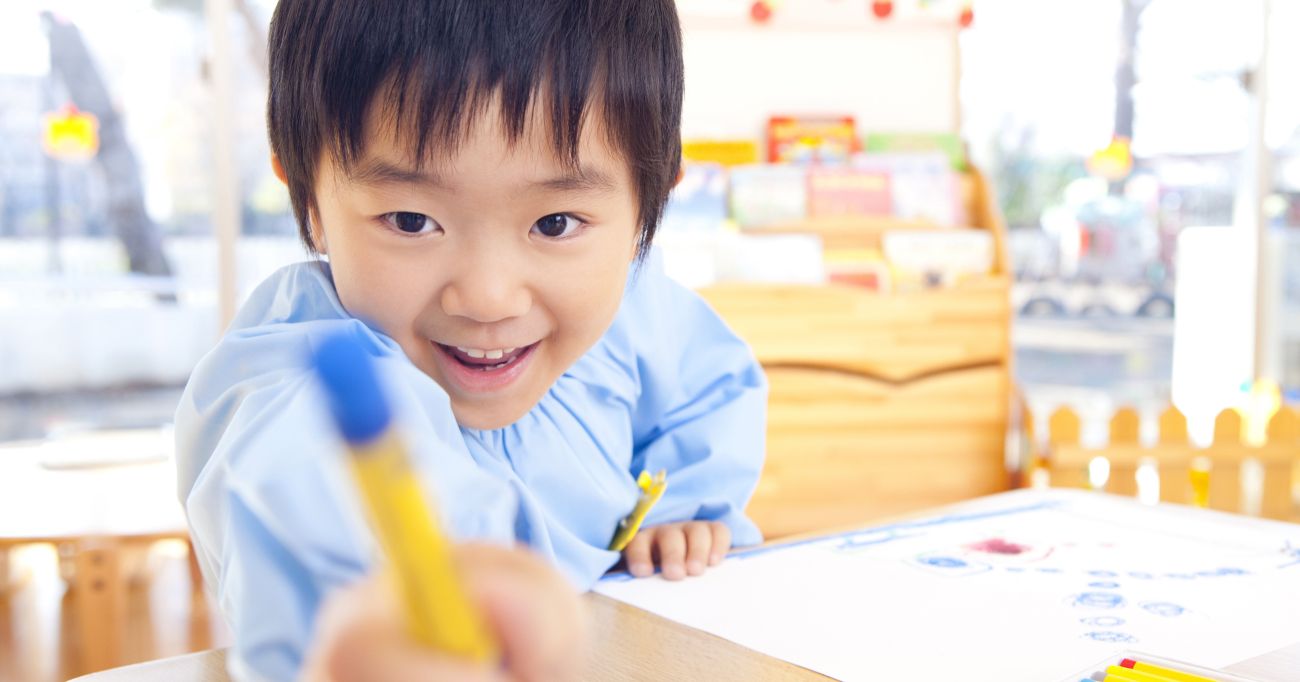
[596,489,1300,681]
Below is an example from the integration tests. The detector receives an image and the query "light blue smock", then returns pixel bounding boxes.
[174,249,766,681]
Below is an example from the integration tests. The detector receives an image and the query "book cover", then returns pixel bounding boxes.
[767,115,858,165]
[728,163,808,228]
[806,167,893,218]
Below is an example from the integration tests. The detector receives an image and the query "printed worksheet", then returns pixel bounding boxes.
[596,489,1300,681]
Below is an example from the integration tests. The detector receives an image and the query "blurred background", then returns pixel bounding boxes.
[1,0,1298,679]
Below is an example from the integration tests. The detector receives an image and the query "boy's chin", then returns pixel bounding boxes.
[446,398,534,431]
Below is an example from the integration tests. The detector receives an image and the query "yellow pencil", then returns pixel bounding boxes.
[314,333,496,661]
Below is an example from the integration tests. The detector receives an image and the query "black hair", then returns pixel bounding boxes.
[267,0,683,258]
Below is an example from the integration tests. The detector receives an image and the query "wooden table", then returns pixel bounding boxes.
[69,591,1300,681]
[65,490,1300,682]
[0,429,194,675]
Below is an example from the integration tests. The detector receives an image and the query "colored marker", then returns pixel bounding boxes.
[1120,658,1216,682]
[313,332,496,662]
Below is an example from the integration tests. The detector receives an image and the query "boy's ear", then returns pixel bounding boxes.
[675,162,685,188]
[271,154,288,185]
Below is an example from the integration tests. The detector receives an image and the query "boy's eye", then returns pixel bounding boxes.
[531,213,583,239]
[381,212,441,235]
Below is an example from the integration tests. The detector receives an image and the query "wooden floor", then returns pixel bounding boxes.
[0,541,231,682]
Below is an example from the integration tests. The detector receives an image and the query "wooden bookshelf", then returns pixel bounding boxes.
[698,168,1013,539]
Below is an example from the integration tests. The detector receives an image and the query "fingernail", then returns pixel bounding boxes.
[687,560,704,575]
[631,562,652,577]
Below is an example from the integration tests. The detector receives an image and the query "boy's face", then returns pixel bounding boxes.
[311,100,639,429]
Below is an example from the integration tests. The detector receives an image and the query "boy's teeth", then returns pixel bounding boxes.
[453,345,524,360]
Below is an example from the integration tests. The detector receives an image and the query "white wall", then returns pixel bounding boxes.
[678,0,961,139]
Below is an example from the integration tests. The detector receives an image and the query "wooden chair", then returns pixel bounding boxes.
[0,429,204,676]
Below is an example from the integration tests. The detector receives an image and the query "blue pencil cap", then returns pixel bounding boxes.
[311,332,391,444]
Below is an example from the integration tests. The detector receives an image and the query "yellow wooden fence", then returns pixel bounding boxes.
[1026,405,1300,521]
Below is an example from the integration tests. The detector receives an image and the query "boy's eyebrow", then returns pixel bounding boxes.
[531,166,617,194]
[349,158,617,194]
[349,160,446,188]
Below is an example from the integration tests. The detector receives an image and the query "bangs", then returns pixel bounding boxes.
[326,5,596,170]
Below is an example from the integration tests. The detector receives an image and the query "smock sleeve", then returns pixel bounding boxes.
[623,251,767,547]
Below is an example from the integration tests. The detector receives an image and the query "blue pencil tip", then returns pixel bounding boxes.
[311,332,391,444]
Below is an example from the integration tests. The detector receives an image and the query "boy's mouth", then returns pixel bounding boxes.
[436,342,537,371]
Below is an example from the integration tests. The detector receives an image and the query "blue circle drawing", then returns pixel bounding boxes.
[1080,616,1125,627]
[921,556,967,569]
[1072,592,1125,609]
[1128,571,1155,579]
[1087,570,1118,577]
[1142,602,1186,617]
[1088,581,1120,589]
[1084,631,1138,643]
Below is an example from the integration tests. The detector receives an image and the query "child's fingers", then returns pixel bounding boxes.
[708,521,731,565]
[304,575,506,682]
[684,523,712,576]
[623,530,655,578]
[326,621,503,682]
[655,525,688,581]
[458,544,587,682]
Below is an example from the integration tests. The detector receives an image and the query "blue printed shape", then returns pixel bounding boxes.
[1084,631,1138,643]
[911,553,991,577]
[1141,602,1186,617]
[1080,616,1125,627]
[1072,592,1125,609]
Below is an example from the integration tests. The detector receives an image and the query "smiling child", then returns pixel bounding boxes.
[175,1,767,679]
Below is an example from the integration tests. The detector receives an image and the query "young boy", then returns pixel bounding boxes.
[175,0,766,679]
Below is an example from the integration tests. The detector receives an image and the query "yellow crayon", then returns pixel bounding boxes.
[1100,673,1147,682]
[1105,664,1180,682]
[1119,658,1216,682]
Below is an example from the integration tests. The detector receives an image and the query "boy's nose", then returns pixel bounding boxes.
[440,260,533,324]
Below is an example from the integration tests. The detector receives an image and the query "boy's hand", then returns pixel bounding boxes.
[302,543,586,682]
[623,521,731,580]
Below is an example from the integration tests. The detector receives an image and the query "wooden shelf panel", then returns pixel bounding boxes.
[768,365,1009,429]
[699,276,1011,382]
[751,427,1008,538]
